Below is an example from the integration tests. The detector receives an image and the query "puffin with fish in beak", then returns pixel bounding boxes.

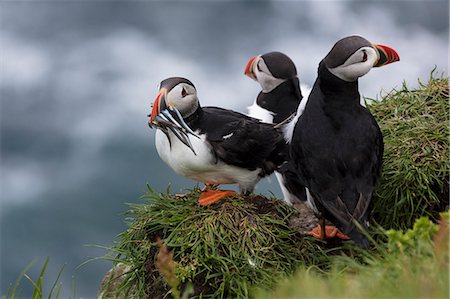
[149,77,286,206]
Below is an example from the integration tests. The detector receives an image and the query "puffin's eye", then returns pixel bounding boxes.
[362,50,367,62]
[181,87,188,98]
[257,62,262,72]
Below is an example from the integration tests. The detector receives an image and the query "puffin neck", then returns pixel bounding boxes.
[318,62,360,102]
[184,105,203,124]
[257,79,301,109]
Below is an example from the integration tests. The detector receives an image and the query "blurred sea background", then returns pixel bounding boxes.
[1,1,448,297]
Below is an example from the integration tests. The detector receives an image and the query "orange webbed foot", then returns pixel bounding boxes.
[198,189,237,206]
[308,225,351,240]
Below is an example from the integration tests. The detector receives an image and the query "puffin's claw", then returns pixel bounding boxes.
[308,225,351,240]
[198,189,237,206]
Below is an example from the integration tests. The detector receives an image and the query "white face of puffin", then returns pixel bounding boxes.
[149,78,202,154]
[164,82,199,118]
[328,46,378,82]
[249,56,286,93]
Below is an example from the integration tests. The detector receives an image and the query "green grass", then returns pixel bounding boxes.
[107,187,336,298]
[256,212,449,299]
[368,70,449,229]
[105,187,449,299]
[2,258,69,299]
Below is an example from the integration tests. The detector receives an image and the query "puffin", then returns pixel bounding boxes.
[148,77,286,206]
[290,35,400,248]
[244,51,310,205]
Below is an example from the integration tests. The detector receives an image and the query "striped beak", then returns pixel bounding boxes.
[149,88,168,125]
[373,44,400,67]
[244,55,259,80]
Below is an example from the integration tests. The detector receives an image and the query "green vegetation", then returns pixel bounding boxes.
[368,71,449,229]
[104,189,448,299]
[106,188,329,298]
[2,258,69,299]
[256,212,449,299]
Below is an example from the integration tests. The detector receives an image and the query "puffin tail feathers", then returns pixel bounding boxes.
[345,192,372,249]
[345,221,370,249]
[322,193,372,249]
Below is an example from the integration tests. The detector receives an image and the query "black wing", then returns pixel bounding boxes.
[190,107,287,171]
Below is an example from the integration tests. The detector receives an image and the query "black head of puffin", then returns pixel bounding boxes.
[149,77,199,124]
[245,51,298,93]
[260,51,298,79]
[245,51,297,81]
[323,35,400,82]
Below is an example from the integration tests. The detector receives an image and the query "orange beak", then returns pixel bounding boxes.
[149,89,167,124]
[244,55,259,80]
[373,44,400,67]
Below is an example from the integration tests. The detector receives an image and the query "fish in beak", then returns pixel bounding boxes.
[373,44,400,67]
[148,88,198,155]
[244,55,260,80]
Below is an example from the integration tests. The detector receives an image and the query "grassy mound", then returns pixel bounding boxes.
[367,71,449,229]
[101,191,448,299]
[105,188,337,299]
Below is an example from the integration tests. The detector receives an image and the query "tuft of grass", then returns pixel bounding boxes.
[108,186,343,299]
[367,71,449,229]
[256,211,449,299]
[3,258,67,299]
